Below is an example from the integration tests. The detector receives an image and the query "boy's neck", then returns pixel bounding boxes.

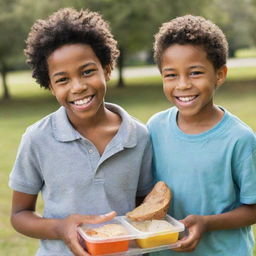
[68,105,121,155]
[177,105,224,135]
[67,103,107,130]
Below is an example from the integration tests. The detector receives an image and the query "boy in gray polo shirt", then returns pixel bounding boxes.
[9,8,153,256]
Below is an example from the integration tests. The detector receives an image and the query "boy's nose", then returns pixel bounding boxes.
[176,77,192,90]
[71,78,88,93]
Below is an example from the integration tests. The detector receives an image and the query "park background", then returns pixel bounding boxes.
[0,0,256,255]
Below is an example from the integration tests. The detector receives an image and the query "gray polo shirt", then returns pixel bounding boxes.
[9,103,153,256]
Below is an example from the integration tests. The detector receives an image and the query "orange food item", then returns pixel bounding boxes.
[85,240,129,255]
[83,223,129,255]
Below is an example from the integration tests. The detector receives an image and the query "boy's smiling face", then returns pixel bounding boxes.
[47,43,110,125]
[161,44,227,120]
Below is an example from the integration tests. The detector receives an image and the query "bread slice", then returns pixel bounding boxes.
[126,181,171,221]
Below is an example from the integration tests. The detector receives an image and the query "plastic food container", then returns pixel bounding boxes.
[78,217,137,255]
[124,215,183,248]
[78,215,184,256]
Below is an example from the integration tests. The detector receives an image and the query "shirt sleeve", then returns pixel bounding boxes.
[233,133,256,205]
[9,129,43,194]
[136,136,154,196]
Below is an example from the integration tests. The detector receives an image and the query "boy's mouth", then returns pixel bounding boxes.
[175,95,198,102]
[70,95,94,106]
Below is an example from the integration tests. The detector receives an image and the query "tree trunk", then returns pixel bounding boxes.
[117,48,125,88]
[0,62,10,100]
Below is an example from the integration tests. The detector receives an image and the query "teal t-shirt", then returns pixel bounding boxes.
[147,107,256,256]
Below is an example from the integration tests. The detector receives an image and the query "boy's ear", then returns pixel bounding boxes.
[216,65,228,88]
[104,65,111,81]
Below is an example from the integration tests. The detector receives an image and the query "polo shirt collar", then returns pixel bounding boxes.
[52,104,137,148]
[52,107,81,142]
[106,103,137,148]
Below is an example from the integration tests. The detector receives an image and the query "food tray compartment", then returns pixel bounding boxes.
[78,215,184,255]
[123,215,184,248]
[78,216,137,255]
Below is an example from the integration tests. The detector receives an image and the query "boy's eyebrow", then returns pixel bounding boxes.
[51,62,97,78]
[162,65,206,72]
[189,65,206,69]
[79,62,97,70]
[52,71,66,78]
[162,67,176,72]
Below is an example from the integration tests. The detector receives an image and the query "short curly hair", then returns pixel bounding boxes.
[154,15,228,70]
[25,7,119,89]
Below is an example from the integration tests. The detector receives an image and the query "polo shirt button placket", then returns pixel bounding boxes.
[89,149,93,154]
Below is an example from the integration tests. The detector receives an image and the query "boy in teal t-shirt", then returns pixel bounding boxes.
[147,15,256,255]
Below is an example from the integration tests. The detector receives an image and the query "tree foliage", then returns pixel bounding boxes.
[0,0,256,97]
[248,0,256,44]
[0,0,63,99]
[0,0,26,99]
[64,0,211,87]
[205,0,255,57]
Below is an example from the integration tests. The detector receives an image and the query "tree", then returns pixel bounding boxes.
[205,0,255,57]
[65,0,211,87]
[248,0,256,45]
[0,0,63,100]
[0,0,21,99]
[2,0,254,96]
[67,0,163,87]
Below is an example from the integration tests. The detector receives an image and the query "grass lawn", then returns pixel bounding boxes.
[235,47,256,58]
[0,70,256,255]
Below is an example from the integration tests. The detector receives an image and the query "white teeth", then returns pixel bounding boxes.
[178,96,196,102]
[73,96,92,105]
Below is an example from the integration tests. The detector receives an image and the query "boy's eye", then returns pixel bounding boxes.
[55,77,68,84]
[164,73,177,79]
[190,71,203,76]
[82,69,96,76]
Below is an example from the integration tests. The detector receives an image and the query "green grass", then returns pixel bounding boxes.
[227,66,256,81]
[235,47,256,58]
[1,70,256,255]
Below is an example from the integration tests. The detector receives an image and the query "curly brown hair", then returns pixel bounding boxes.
[25,8,119,89]
[154,15,228,70]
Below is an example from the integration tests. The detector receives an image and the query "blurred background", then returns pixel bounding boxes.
[0,0,256,255]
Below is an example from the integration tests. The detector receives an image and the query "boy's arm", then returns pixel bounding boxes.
[203,204,256,231]
[11,191,61,240]
[174,204,256,252]
[11,191,116,256]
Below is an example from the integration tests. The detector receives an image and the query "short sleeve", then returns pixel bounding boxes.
[9,129,43,194]
[233,134,256,204]
[136,136,154,196]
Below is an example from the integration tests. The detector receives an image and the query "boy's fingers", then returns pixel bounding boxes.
[173,237,198,252]
[82,211,117,224]
[101,211,117,219]
[97,211,117,222]
[180,216,193,228]
[176,235,198,251]
[71,239,90,256]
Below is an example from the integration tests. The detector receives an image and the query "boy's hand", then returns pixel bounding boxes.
[57,211,116,256]
[173,215,207,252]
